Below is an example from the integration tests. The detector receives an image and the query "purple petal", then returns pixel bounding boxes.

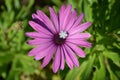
[32,13,41,20]
[25,32,52,38]
[66,38,92,48]
[68,33,91,39]
[59,5,67,30]
[65,9,77,31]
[28,46,40,56]
[64,45,79,67]
[29,21,52,35]
[72,13,84,28]
[52,47,61,73]
[35,43,55,60]
[36,10,56,33]
[61,5,72,30]
[41,45,56,68]
[28,42,52,56]
[62,45,74,69]
[32,13,39,19]
[60,48,65,70]
[31,14,53,33]
[32,13,55,34]
[69,22,92,34]
[27,38,52,45]
[66,42,85,58]
[59,4,66,12]
[49,7,59,32]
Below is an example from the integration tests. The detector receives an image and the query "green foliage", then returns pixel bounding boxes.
[65,0,120,80]
[93,55,106,80]
[65,54,96,80]
[0,0,120,80]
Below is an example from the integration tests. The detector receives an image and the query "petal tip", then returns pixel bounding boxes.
[88,22,92,26]
[88,43,92,48]
[41,64,46,68]
[53,68,58,73]
[60,67,64,70]
[25,32,32,37]
[28,21,33,26]
[36,10,41,13]
[81,55,86,58]
[34,57,39,60]
[75,64,79,67]
[32,14,36,19]
[80,12,84,16]
[88,34,92,37]
[48,6,52,10]
[28,53,34,57]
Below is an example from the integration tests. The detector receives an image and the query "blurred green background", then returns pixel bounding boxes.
[0,0,120,80]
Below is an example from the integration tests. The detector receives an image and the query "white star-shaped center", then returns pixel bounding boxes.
[59,31,68,39]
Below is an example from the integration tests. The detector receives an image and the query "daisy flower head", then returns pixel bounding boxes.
[26,4,92,73]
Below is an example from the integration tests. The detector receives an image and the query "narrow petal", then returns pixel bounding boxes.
[69,22,92,34]
[37,10,56,33]
[61,5,72,30]
[62,45,74,69]
[59,5,67,30]
[60,47,65,70]
[64,45,79,67]
[59,4,66,13]
[65,9,77,31]
[32,13,43,22]
[25,32,52,38]
[27,38,52,45]
[32,13,41,20]
[72,13,84,28]
[66,38,92,48]
[35,43,55,60]
[29,21,52,35]
[41,45,56,68]
[49,7,59,32]
[66,42,86,58]
[28,46,40,56]
[68,33,91,39]
[52,47,61,73]
[32,14,54,34]
[29,20,41,32]
[28,42,52,56]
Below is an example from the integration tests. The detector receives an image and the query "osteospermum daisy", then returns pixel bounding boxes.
[26,4,92,73]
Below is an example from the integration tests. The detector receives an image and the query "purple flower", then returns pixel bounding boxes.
[26,4,92,73]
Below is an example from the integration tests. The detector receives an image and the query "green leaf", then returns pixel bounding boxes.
[6,54,37,80]
[6,56,21,80]
[68,0,83,12]
[19,54,37,75]
[65,61,88,80]
[83,0,93,21]
[14,0,20,9]
[0,53,14,64]
[68,0,77,8]
[106,59,119,80]
[16,0,34,19]
[26,0,34,9]
[81,54,96,80]
[103,50,120,67]
[0,64,8,78]
[65,54,96,80]
[52,0,62,7]
[93,54,106,80]
[5,0,13,12]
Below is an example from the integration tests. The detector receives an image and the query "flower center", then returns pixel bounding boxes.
[59,31,68,39]
[53,31,68,45]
